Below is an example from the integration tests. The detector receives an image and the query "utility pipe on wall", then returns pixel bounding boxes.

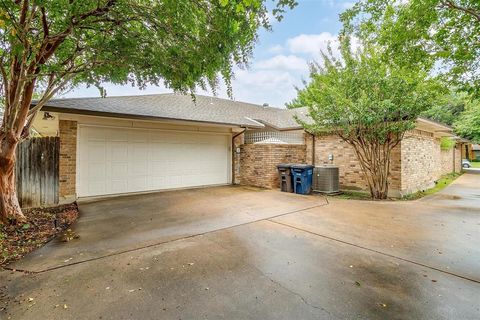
[231,128,247,185]
[308,132,315,166]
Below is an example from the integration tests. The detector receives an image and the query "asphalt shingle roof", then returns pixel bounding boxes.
[39,93,307,130]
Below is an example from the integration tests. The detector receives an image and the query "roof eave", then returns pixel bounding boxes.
[41,105,264,129]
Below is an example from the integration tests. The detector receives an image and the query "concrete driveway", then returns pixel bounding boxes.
[1,174,479,319]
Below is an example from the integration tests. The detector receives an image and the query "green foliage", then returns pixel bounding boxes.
[440,137,455,151]
[341,0,480,97]
[422,91,467,126]
[0,0,297,99]
[454,99,480,143]
[289,42,441,142]
[289,39,442,199]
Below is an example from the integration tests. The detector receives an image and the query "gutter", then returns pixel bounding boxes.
[40,106,265,129]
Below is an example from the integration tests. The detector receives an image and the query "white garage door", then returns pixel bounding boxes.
[77,126,230,197]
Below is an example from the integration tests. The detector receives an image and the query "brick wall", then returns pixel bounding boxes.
[400,130,440,194]
[305,133,314,165]
[308,134,401,194]
[454,145,461,173]
[59,120,77,200]
[233,132,245,185]
[240,129,459,197]
[439,144,461,175]
[441,149,454,175]
[239,144,306,189]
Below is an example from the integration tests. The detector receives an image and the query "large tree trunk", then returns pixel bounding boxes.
[0,134,25,224]
[368,167,389,200]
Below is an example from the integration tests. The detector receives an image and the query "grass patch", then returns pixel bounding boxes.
[329,190,373,200]
[328,172,461,201]
[401,172,462,200]
[470,162,480,168]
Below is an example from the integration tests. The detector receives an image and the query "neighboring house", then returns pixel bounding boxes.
[30,93,464,202]
[470,144,480,160]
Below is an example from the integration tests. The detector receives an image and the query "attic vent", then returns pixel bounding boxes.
[244,131,304,144]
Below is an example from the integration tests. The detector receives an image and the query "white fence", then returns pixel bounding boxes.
[244,131,305,145]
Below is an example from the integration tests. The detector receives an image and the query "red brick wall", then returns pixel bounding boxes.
[59,120,77,200]
[239,144,306,189]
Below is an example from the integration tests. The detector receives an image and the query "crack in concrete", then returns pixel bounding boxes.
[249,264,341,319]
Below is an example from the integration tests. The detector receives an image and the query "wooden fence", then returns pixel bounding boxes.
[16,137,60,208]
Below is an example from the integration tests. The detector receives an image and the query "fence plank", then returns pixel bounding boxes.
[15,137,60,208]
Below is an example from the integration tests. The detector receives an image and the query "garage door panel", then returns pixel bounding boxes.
[110,142,128,159]
[78,126,230,197]
[110,163,128,177]
[111,180,128,193]
[87,181,106,195]
[86,127,107,141]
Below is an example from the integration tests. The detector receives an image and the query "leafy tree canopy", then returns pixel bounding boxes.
[454,99,480,143]
[341,0,480,97]
[289,43,442,140]
[289,40,442,198]
[0,0,297,123]
[422,91,467,126]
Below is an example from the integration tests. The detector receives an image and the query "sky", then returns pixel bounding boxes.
[64,0,354,109]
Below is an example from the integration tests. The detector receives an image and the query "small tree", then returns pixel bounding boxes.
[0,0,296,224]
[289,41,441,199]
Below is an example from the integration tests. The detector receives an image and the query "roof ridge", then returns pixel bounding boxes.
[49,92,174,101]
[47,92,288,111]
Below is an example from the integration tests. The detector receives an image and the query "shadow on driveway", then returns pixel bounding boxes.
[10,186,327,272]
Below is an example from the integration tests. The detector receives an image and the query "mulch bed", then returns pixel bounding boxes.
[0,203,79,267]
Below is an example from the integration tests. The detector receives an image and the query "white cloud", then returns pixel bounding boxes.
[267,44,283,54]
[286,32,361,61]
[319,0,356,9]
[287,32,339,57]
[255,54,308,72]
[227,68,300,107]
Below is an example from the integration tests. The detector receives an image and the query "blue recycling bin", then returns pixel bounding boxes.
[291,164,314,195]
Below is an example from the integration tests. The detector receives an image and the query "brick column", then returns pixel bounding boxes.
[59,120,77,201]
[232,132,244,185]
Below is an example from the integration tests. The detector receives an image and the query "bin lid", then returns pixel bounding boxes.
[277,163,293,169]
[291,164,315,169]
[315,165,339,169]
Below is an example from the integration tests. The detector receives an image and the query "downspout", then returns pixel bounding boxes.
[232,128,247,185]
[309,132,315,166]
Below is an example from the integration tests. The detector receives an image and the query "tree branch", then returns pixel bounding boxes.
[40,7,48,38]
[441,0,480,22]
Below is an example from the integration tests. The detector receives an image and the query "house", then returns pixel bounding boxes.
[469,144,480,160]
[30,93,464,203]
